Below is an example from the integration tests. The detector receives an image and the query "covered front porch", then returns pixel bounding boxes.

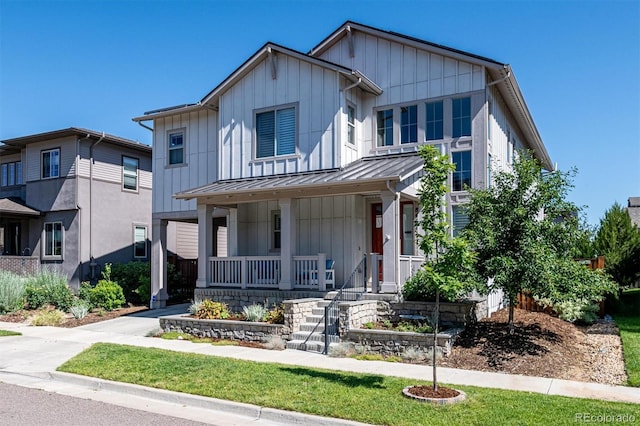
[162,153,425,304]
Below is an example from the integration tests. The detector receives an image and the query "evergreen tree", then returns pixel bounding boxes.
[594,203,640,287]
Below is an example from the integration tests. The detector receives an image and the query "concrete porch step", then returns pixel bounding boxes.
[286,340,326,352]
[300,322,325,332]
[290,331,340,343]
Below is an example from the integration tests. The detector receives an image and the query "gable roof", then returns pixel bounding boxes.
[0,197,40,217]
[133,42,382,122]
[175,153,423,204]
[0,128,151,154]
[309,21,552,171]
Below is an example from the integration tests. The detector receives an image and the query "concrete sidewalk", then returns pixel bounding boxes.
[0,305,637,424]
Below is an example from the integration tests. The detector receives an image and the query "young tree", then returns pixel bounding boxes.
[414,144,476,392]
[463,152,606,330]
[594,203,640,287]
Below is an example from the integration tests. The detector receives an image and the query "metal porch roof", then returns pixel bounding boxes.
[176,153,424,202]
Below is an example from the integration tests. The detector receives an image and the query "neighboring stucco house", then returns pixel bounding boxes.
[134,21,553,309]
[0,128,152,290]
[628,197,640,228]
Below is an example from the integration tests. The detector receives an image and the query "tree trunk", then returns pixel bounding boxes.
[433,288,439,392]
[508,302,515,335]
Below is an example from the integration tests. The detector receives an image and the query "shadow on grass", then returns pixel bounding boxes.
[279,366,386,389]
[455,322,560,369]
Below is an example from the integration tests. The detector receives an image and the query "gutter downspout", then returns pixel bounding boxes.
[386,179,400,291]
[341,77,362,92]
[89,132,105,281]
[136,120,153,132]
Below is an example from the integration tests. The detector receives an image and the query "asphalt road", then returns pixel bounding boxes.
[0,382,212,426]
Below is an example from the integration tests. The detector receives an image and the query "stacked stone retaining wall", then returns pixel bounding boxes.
[159,314,290,342]
[194,289,324,312]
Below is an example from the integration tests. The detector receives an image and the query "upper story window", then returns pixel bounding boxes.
[487,99,493,141]
[122,156,139,191]
[43,221,63,258]
[133,225,147,259]
[168,131,185,165]
[256,106,296,158]
[452,150,472,191]
[425,101,443,141]
[452,97,471,138]
[452,205,470,237]
[400,105,417,144]
[376,109,394,147]
[42,148,60,179]
[1,161,22,187]
[347,105,356,145]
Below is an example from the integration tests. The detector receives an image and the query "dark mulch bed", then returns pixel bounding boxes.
[440,308,590,381]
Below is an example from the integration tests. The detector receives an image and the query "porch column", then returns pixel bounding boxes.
[279,198,297,290]
[151,219,168,308]
[227,207,238,257]
[196,204,214,288]
[381,191,398,293]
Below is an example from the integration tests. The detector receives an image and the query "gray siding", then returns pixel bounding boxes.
[25,136,77,181]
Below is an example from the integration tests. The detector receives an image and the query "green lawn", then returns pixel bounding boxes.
[0,330,21,336]
[616,288,640,387]
[58,343,640,426]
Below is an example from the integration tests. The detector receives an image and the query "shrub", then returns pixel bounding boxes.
[262,335,285,350]
[110,261,150,305]
[242,304,268,322]
[78,281,93,306]
[401,268,465,303]
[188,300,203,315]
[69,301,91,319]
[265,304,285,324]
[23,269,75,312]
[84,264,125,311]
[30,309,66,326]
[194,300,230,320]
[0,270,25,314]
[88,280,125,311]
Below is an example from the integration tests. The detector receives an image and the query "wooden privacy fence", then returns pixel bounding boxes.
[517,256,606,314]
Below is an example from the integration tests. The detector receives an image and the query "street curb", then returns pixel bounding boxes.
[50,371,370,426]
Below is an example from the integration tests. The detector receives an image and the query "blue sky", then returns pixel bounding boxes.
[0,0,638,226]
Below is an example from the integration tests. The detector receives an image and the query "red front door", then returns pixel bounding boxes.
[371,203,383,281]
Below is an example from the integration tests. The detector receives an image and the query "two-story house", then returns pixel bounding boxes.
[134,21,552,309]
[0,128,152,290]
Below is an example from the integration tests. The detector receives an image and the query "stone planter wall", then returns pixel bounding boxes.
[195,289,325,312]
[159,314,290,342]
[338,301,378,336]
[282,298,322,333]
[344,327,463,357]
[375,300,478,326]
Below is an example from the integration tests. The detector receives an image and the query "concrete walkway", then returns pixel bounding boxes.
[0,304,637,424]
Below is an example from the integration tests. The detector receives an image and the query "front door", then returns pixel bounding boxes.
[371,203,383,281]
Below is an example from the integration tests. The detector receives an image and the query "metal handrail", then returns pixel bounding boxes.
[298,254,367,354]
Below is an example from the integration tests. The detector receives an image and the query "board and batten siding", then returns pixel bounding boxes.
[237,195,364,284]
[218,54,340,180]
[487,84,526,174]
[25,137,77,181]
[317,31,484,105]
[152,109,217,215]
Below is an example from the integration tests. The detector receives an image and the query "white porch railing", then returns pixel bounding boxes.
[208,254,330,290]
[398,255,425,293]
[208,256,281,289]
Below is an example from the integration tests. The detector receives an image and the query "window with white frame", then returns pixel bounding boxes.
[347,104,356,145]
[133,225,147,258]
[452,150,472,191]
[256,106,296,158]
[122,156,139,191]
[400,105,417,144]
[1,162,22,186]
[376,109,394,147]
[42,149,60,179]
[44,222,63,258]
[487,153,492,188]
[168,130,185,165]
[487,99,493,140]
[271,211,281,250]
[452,205,469,237]
[400,202,415,255]
[425,101,443,141]
[452,97,471,138]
